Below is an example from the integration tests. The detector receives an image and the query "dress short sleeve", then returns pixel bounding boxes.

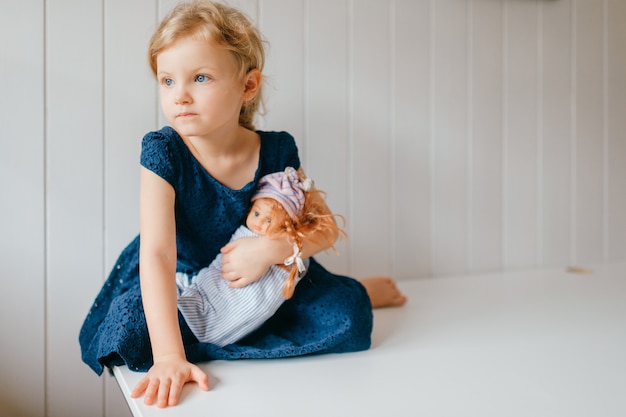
[140,129,178,186]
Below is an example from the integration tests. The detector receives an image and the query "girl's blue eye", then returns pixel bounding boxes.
[265,218,272,224]
[253,211,260,217]
[164,78,173,86]
[195,74,209,83]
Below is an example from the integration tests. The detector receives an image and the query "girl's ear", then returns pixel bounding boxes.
[243,68,262,101]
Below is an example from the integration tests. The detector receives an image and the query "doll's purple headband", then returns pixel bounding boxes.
[252,167,313,220]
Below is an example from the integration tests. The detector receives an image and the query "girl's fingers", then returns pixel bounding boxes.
[168,379,184,406]
[192,367,210,391]
[220,240,235,253]
[143,379,160,405]
[157,379,172,408]
[131,366,209,407]
[228,277,247,288]
[131,377,149,398]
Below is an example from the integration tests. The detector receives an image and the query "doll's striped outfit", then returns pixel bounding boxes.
[176,225,307,346]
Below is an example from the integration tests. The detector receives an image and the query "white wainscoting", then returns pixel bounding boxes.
[1,0,625,416]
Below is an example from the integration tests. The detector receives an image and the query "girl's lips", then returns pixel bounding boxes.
[177,112,196,118]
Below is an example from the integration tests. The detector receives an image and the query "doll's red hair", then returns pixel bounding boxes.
[259,187,345,299]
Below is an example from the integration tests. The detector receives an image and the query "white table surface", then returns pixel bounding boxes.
[113,261,626,417]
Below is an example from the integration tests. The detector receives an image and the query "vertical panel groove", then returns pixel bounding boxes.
[467,0,474,273]
[303,0,309,167]
[570,0,577,263]
[389,0,396,278]
[101,1,108,415]
[502,0,509,267]
[428,0,436,274]
[102,1,110,408]
[43,1,49,415]
[537,0,544,265]
[603,0,609,260]
[102,0,108,281]
[347,0,354,273]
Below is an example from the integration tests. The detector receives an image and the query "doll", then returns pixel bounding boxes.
[176,167,345,346]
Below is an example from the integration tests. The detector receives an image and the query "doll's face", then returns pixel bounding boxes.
[246,199,275,236]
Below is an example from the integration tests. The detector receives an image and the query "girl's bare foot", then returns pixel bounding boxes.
[360,276,407,308]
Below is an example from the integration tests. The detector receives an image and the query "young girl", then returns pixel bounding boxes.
[176,166,343,347]
[79,0,406,408]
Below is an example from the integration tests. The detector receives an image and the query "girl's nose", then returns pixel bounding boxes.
[175,85,192,105]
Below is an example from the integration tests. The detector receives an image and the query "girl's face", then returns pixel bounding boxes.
[156,36,245,139]
[246,199,276,236]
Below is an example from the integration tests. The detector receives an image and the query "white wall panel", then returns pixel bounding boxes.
[350,0,392,278]
[306,0,351,274]
[541,0,572,267]
[432,0,468,276]
[574,0,605,263]
[259,0,306,143]
[503,0,539,269]
[228,0,257,19]
[469,0,504,273]
[104,0,157,272]
[46,0,105,416]
[392,0,432,279]
[607,0,626,260]
[160,0,183,20]
[0,2,45,417]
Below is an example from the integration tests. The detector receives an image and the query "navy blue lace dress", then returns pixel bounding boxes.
[79,126,373,375]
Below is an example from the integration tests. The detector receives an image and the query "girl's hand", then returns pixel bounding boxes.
[220,236,290,288]
[131,355,209,408]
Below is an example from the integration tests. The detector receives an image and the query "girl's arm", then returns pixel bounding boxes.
[131,167,209,407]
[221,166,339,288]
